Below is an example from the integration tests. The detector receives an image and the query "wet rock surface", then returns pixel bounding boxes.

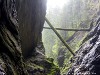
[0,0,26,75]
[17,0,47,58]
[67,18,100,75]
[0,0,60,75]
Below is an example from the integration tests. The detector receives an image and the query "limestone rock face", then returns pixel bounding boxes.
[17,0,47,57]
[67,17,100,75]
[0,0,60,75]
[0,0,26,75]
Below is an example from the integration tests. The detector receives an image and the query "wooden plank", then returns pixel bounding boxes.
[45,17,75,56]
[43,27,90,31]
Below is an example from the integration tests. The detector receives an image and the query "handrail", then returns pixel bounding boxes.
[43,27,90,31]
[43,20,93,31]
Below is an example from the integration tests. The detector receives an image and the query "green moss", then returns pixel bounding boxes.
[43,58,60,75]
[27,63,44,70]
[26,57,60,75]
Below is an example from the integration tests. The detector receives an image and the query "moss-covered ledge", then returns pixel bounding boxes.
[26,57,60,75]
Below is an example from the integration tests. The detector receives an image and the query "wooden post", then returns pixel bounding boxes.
[45,17,75,56]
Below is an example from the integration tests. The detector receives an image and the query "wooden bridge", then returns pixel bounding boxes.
[44,17,93,56]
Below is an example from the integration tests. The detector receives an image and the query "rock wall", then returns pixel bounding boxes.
[0,0,26,74]
[17,0,47,57]
[0,0,60,75]
[67,17,100,75]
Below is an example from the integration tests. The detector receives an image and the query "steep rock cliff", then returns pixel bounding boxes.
[67,17,100,75]
[0,0,26,74]
[17,0,46,58]
[0,0,60,75]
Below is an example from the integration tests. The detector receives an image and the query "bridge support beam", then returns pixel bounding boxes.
[45,17,75,56]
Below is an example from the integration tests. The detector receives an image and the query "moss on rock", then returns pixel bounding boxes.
[26,57,60,75]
